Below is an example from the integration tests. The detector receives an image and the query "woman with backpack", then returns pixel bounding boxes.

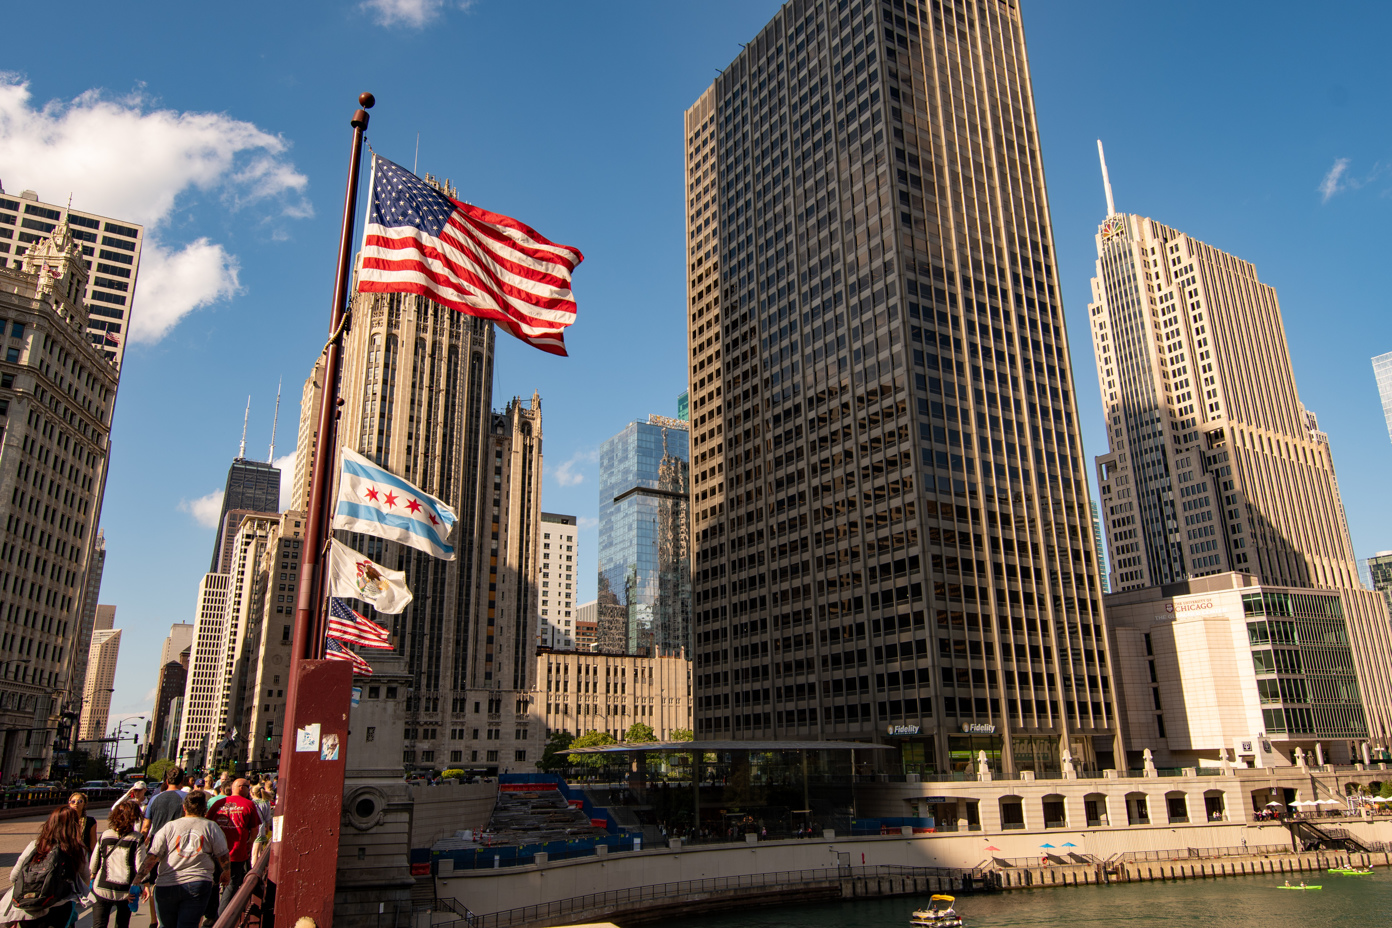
[89,801,145,928]
[0,806,92,928]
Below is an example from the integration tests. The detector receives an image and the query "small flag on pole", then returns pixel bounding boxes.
[104,331,121,345]
[328,597,393,650]
[326,539,413,614]
[358,155,584,356]
[325,637,373,675]
[332,448,457,559]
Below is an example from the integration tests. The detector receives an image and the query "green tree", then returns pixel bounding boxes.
[567,730,617,769]
[538,731,575,772]
[145,759,175,783]
[1380,780,1392,799]
[669,728,693,743]
[624,723,657,743]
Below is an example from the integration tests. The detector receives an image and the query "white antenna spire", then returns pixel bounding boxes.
[239,396,249,459]
[268,378,282,463]
[1097,139,1116,217]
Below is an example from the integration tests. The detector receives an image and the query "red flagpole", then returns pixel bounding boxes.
[270,91,374,928]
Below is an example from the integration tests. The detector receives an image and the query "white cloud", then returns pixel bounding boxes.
[130,239,240,343]
[361,0,475,27]
[577,516,598,530]
[0,77,309,341]
[178,490,224,529]
[552,448,598,487]
[274,452,298,512]
[1319,157,1351,203]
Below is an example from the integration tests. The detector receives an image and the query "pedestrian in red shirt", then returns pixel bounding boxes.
[206,780,258,919]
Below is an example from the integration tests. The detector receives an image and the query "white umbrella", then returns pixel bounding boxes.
[1265,801,1284,808]
[1317,799,1342,806]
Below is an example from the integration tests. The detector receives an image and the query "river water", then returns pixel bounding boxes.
[663,868,1392,928]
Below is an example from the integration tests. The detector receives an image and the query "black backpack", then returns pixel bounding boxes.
[12,846,75,914]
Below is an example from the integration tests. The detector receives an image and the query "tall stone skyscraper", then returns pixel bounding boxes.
[332,227,544,771]
[685,0,1119,775]
[78,606,120,741]
[597,416,691,657]
[0,222,119,779]
[1087,158,1392,764]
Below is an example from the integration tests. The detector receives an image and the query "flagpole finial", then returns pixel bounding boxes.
[359,92,375,109]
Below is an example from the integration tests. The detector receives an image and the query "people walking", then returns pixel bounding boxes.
[90,802,145,928]
[136,792,231,928]
[207,780,258,916]
[143,769,190,847]
[0,806,93,928]
[68,793,98,854]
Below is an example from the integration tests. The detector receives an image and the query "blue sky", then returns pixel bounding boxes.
[3,1,1390,727]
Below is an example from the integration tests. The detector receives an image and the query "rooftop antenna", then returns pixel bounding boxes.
[268,378,282,463]
[238,396,249,459]
[1097,139,1116,217]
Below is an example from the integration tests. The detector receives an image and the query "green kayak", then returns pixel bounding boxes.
[1276,884,1322,890]
[1328,868,1373,875]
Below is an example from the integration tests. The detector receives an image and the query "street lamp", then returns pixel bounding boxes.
[107,716,144,777]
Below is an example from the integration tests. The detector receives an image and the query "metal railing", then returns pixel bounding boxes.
[211,848,272,928]
[463,863,983,928]
[1117,844,1290,862]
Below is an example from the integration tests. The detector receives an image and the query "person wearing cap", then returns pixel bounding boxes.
[114,782,149,813]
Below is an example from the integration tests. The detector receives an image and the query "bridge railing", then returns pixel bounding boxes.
[211,848,272,928]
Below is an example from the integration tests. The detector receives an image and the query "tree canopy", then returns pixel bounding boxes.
[538,731,575,772]
[624,723,657,743]
[567,730,618,768]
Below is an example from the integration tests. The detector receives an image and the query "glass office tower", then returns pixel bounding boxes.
[597,416,691,656]
[685,0,1120,774]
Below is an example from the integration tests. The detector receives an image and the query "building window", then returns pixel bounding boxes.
[366,727,375,742]
[450,750,462,762]
[514,750,526,762]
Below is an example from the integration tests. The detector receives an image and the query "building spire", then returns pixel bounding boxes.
[239,396,250,459]
[268,378,282,463]
[1097,139,1116,217]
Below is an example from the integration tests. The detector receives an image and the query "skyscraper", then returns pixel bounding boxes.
[537,513,578,649]
[1089,175,1364,593]
[685,0,1119,775]
[180,513,280,768]
[209,409,282,573]
[0,189,143,366]
[0,222,119,779]
[145,623,193,764]
[597,416,691,657]
[1087,154,1392,764]
[332,227,544,771]
[1372,351,1392,447]
[78,606,120,741]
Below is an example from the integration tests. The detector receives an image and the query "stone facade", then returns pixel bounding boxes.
[0,221,118,778]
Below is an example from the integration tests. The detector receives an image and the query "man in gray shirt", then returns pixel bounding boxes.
[137,792,230,928]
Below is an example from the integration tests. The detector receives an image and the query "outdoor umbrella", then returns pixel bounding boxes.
[1039,843,1055,848]
[1265,801,1284,807]
[1061,842,1078,847]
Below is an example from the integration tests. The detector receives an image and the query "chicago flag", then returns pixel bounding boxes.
[332,447,457,559]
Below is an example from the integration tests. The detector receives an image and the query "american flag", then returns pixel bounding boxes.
[104,331,121,345]
[325,637,373,675]
[358,156,584,356]
[327,597,393,650]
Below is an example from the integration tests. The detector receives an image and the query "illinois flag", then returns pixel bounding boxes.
[332,448,457,559]
[326,539,413,614]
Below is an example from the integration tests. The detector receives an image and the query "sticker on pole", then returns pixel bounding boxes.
[296,722,321,752]
[321,733,341,761]
[272,815,284,844]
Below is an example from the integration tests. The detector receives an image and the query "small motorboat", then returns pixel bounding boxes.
[1328,867,1373,875]
[1276,880,1322,890]
[911,894,963,928]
